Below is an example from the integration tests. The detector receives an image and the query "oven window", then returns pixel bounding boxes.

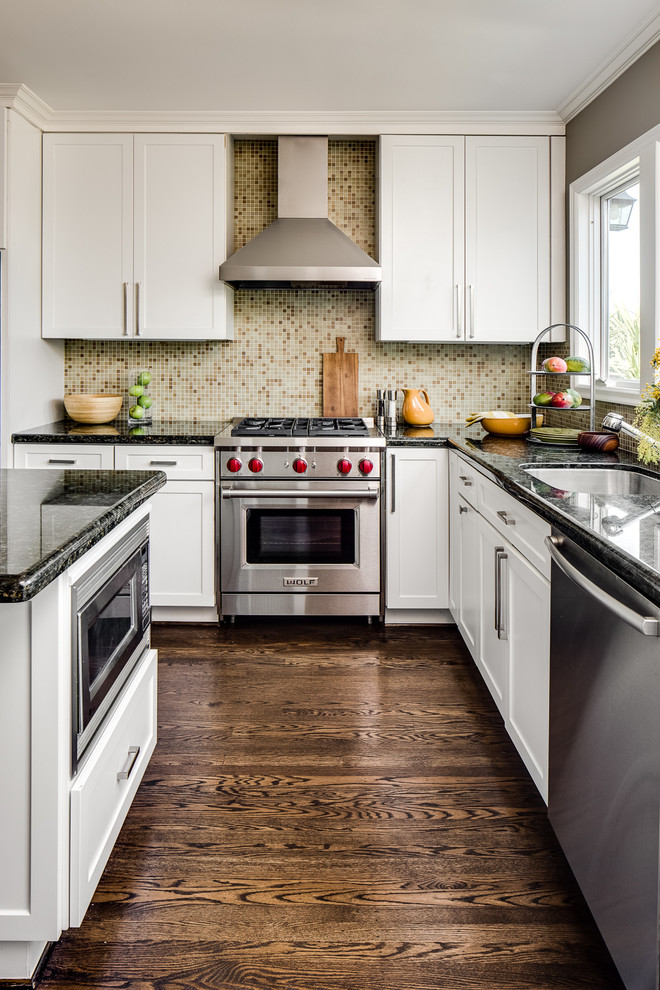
[246,508,356,564]
[87,583,135,684]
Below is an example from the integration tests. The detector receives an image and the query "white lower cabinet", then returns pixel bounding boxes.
[114,446,215,611]
[13,442,216,616]
[13,443,114,470]
[450,450,550,801]
[70,648,157,926]
[386,446,449,611]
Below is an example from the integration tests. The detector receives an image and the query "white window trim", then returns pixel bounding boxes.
[569,122,660,406]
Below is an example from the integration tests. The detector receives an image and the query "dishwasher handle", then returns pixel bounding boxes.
[545,535,660,637]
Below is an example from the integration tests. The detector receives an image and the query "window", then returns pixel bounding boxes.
[570,131,660,404]
[601,176,640,384]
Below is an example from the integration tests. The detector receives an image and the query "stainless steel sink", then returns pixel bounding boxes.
[522,466,660,496]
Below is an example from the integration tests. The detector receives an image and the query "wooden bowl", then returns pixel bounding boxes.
[481,414,541,436]
[63,393,123,424]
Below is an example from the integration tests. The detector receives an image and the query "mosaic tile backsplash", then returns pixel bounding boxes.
[64,139,535,425]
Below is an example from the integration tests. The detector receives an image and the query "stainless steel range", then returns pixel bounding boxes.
[214,417,385,618]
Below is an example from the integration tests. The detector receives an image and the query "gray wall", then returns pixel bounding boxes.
[566,40,660,184]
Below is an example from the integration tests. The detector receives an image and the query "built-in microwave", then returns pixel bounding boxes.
[71,518,150,773]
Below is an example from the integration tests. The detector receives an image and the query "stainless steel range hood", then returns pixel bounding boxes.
[219,137,382,290]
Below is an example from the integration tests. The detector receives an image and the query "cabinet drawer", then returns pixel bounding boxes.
[13,444,114,470]
[69,648,157,927]
[114,445,214,479]
[476,475,550,578]
[453,455,479,508]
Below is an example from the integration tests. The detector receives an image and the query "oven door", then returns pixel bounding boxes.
[220,480,380,595]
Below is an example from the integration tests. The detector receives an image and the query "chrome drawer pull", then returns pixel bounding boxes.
[497,509,515,526]
[459,475,473,486]
[150,460,178,466]
[48,458,77,465]
[117,745,141,781]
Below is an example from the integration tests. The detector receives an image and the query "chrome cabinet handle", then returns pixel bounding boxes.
[123,282,129,336]
[458,504,468,514]
[48,457,77,465]
[545,536,660,636]
[455,283,463,338]
[135,282,141,336]
[150,460,177,466]
[468,284,475,338]
[497,509,515,526]
[390,454,396,513]
[495,547,508,640]
[459,475,473,486]
[117,745,141,781]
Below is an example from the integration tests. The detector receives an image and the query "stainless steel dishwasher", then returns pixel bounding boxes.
[546,531,660,990]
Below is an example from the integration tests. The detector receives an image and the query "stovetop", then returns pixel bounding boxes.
[231,417,370,438]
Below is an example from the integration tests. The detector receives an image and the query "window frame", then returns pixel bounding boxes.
[569,126,660,406]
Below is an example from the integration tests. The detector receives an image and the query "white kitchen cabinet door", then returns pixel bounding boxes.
[377,134,551,343]
[505,544,550,801]
[465,136,549,342]
[455,491,479,658]
[476,514,508,718]
[378,136,464,342]
[386,447,449,609]
[147,480,215,608]
[42,134,134,339]
[133,135,233,341]
[43,133,233,341]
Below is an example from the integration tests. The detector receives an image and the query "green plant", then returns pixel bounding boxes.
[609,303,640,381]
[634,344,660,465]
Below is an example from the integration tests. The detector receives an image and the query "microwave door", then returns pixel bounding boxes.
[77,550,141,728]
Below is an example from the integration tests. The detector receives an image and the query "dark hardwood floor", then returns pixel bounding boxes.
[40,619,624,989]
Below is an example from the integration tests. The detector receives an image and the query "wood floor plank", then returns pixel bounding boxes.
[39,619,624,990]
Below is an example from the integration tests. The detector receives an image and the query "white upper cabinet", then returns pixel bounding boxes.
[377,134,551,343]
[42,133,233,341]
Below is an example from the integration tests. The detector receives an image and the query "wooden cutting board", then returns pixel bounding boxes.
[322,337,358,417]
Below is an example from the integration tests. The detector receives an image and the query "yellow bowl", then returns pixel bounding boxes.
[481,414,542,436]
[63,393,123,424]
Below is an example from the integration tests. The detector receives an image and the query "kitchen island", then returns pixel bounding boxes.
[0,467,165,984]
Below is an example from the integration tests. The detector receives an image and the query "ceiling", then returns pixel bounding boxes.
[1,0,659,119]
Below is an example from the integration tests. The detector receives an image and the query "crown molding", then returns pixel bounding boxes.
[0,95,565,135]
[558,10,660,122]
[0,83,53,129]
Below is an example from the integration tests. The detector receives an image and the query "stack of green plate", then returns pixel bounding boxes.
[529,426,582,445]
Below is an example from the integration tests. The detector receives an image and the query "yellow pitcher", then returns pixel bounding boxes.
[402,388,434,426]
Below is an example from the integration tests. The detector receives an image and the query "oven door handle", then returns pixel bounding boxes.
[221,488,379,499]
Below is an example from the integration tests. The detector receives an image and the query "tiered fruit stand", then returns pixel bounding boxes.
[529,323,596,433]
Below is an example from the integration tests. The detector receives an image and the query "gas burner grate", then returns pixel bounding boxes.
[231,417,370,438]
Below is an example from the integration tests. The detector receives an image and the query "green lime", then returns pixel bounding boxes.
[128,384,144,397]
[129,404,144,419]
[137,395,152,408]
[138,371,152,386]
[130,427,146,435]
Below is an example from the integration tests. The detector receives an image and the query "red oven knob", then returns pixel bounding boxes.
[337,458,352,474]
[248,457,264,473]
[227,457,242,473]
[292,457,308,474]
[359,458,374,475]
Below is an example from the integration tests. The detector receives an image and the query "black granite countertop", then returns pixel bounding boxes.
[11,419,227,445]
[0,469,166,603]
[387,421,660,607]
